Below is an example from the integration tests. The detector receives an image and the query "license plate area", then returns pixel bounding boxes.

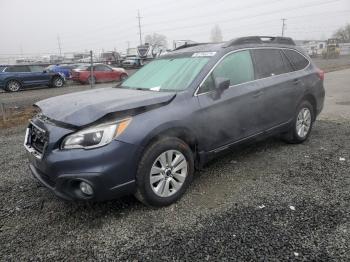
[24,121,49,159]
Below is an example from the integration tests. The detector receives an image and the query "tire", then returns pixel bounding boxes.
[88,76,96,85]
[6,80,21,92]
[52,76,64,88]
[282,100,314,144]
[120,74,128,81]
[135,137,194,207]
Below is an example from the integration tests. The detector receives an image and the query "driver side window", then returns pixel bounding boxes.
[198,50,254,94]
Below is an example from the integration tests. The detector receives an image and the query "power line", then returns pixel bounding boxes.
[2,4,348,56]
[59,0,342,50]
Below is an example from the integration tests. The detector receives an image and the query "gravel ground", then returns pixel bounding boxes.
[0,120,349,261]
[0,69,349,260]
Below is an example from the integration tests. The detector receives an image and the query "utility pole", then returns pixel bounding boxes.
[137,10,142,45]
[281,18,287,37]
[57,35,62,56]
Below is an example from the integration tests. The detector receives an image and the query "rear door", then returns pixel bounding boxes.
[196,50,262,151]
[251,48,297,130]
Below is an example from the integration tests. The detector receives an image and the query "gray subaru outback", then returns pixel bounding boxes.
[25,36,325,206]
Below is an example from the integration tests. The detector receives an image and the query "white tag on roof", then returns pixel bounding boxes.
[192,52,216,57]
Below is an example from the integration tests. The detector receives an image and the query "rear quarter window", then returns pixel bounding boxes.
[283,49,309,71]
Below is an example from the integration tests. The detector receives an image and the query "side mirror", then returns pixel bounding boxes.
[43,70,47,73]
[214,77,230,92]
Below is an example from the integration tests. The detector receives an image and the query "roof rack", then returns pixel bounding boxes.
[225,36,295,47]
[173,42,211,51]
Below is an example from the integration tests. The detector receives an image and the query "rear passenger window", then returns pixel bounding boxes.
[5,66,30,72]
[283,49,309,71]
[252,49,291,78]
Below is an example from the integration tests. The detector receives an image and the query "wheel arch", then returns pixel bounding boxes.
[301,94,317,121]
[4,78,24,91]
[140,126,199,163]
[5,77,23,87]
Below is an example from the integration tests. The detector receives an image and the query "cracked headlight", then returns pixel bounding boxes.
[61,118,131,149]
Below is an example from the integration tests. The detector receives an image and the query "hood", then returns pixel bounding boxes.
[35,87,176,127]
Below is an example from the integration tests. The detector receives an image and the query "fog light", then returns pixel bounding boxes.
[79,181,93,196]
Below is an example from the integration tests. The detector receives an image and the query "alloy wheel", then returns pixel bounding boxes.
[54,77,63,87]
[150,150,188,198]
[7,81,20,92]
[296,107,312,138]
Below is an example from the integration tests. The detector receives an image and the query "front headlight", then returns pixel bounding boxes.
[61,118,131,149]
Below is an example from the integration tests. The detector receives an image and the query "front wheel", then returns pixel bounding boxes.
[135,137,194,207]
[120,74,128,81]
[282,101,314,144]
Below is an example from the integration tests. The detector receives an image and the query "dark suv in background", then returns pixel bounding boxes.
[25,36,325,206]
[0,65,65,92]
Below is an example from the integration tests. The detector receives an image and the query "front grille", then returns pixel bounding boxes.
[29,123,48,154]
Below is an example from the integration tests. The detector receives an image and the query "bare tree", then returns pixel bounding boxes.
[144,33,168,47]
[332,24,350,42]
[210,25,223,42]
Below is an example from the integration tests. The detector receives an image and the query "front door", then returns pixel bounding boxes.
[195,50,264,152]
[28,65,50,85]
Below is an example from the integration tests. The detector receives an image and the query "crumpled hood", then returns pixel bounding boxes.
[35,87,176,126]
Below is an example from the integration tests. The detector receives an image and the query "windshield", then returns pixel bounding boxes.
[0,66,6,72]
[121,57,209,91]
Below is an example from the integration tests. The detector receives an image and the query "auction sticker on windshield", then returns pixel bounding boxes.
[192,52,216,57]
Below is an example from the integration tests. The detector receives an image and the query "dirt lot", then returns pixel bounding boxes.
[0,69,350,260]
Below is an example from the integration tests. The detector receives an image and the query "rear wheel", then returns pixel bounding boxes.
[52,76,64,88]
[282,101,314,144]
[6,80,21,92]
[135,137,194,207]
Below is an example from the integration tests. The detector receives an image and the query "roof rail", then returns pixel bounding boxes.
[224,36,295,47]
[173,42,211,51]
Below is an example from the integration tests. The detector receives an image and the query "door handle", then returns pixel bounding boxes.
[252,90,263,98]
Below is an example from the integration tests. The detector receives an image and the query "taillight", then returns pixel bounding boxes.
[317,69,325,81]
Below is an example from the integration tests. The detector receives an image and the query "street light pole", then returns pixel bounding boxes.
[90,50,93,89]
[137,10,142,45]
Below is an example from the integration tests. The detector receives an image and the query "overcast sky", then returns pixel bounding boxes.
[0,0,349,57]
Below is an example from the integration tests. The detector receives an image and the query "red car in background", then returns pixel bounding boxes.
[71,63,128,84]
